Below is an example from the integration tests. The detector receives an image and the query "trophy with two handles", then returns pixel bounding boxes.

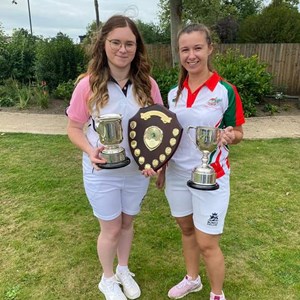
[187,126,220,190]
[94,114,130,169]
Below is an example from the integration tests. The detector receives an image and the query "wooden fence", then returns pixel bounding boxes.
[146,43,300,96]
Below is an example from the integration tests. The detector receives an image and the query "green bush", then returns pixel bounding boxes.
[35,33,86,90]
[213,49,273,117]
[152,66,179,106]
[263,103,279,115]
[15,85,32,109]
[0,96,15,107]
[32,85,50,109]
[53,79,75,101]
[0,78,20,107]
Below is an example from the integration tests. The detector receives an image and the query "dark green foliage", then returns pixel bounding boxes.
[35,33,86,90]
[53,79,76,101]
[214,16,239,43]
[152,66,179,106]
[136,20,170,44]
[32,85,50,109]
[0,96,15,107]
[0,29,37,83]
[263,103,279,115]
[0,78,19,107]
[213,49,273,117]
[0,78,49,109]
[222,0,264,21]
[238,4,300,42]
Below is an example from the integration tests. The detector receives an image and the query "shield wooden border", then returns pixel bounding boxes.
[128,104,183,171]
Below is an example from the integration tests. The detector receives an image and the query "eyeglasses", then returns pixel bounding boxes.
[106,39,137,53]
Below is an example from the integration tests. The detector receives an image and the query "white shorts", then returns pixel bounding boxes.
[165,165,230,234]
[83,156,150,221]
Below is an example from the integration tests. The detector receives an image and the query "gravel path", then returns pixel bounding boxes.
[0,112,299,139]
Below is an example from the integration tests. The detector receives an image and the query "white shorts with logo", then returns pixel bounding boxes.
[165,163,230,235]
[82,154,150,221]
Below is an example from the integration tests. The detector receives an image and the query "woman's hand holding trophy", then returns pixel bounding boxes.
[218,126,235,147]
[89,146,107,171]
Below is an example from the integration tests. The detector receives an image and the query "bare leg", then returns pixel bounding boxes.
[195,229,224,295]
[98,215,122,278]
[175,215,200,279]
[117,213,134,266]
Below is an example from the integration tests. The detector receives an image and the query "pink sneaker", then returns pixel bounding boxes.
[168,275,203,299]
[210,291,226,300]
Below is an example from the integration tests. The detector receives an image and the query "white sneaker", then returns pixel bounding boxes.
[116,269,141,299]
[98,275,127,300]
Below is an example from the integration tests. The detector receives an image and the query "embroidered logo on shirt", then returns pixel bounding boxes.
[207,213,219,226]
[207,97,222,106]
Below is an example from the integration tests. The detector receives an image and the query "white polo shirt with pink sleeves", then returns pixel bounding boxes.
[67,75,163,175]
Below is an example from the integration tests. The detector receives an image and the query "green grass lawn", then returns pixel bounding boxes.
[1,133,299,300]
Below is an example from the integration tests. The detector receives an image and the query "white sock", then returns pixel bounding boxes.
[117,264,129,273]
[102,274,115,282]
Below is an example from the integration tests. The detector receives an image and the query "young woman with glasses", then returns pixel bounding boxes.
[66,15,163,300]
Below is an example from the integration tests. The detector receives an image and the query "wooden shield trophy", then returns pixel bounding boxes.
[128,104,183,171]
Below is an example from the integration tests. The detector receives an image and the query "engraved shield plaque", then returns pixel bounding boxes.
[128,104,183,171]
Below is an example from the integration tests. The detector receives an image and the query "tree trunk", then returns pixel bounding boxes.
[94,0,100,28]
[170,0,182,67]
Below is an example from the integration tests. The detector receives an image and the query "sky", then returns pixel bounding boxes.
[0,0,161,42]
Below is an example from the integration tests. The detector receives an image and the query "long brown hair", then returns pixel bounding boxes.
[175,24,213,103]
[86,15,153,114]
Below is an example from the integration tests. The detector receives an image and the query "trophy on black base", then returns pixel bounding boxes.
[95,114,130,169]
[187,126,220,190]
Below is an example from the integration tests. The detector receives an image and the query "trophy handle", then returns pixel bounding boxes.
[187,126,198,148]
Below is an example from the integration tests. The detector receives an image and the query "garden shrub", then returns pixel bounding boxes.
[0,78,19,107]
[35,33,86,91]
[32,85,50,109]
[213,49,273,117]
[0,95,15,107]
[53,79,75,101]
[152,66,179,106]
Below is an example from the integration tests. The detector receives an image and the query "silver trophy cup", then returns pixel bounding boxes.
[95,114,130,169]
[187,126,220,190]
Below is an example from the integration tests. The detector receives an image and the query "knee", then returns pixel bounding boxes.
[180,224,195,237]
[198,242,220,258]
[99,226,122,241]
[121,215,134,231]
[176,217,195,236]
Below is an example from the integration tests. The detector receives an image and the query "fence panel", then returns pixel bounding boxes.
[146,44,172,68]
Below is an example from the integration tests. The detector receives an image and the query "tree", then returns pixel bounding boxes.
[170,0,182,66]
[222,0,263,21]
[0,23,9,82]
[270,0,299,9]
[238,3,300,42]
[2,28,37,82]
[214,16,239,43]
[35,33,86,89]
[136,20,170,44]
[158,0,264,49]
